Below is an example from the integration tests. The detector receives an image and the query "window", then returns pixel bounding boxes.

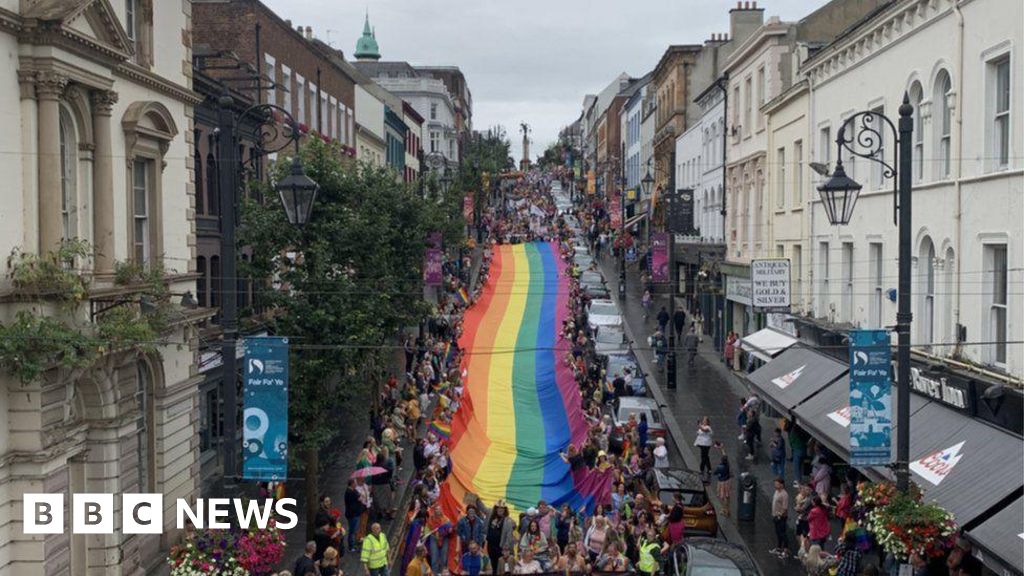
[296,75,306,124]
[125,0,137,41]
[842,242,854,321]
[732,86,740,137]
[281,66,292,114]
[985,244,1008,365]
[319,92,329,133]
[757,66,766,129]
[336,102,343,143]
[819,242,830,317]
[136,361,155,493]
[264,54,276,106]
[871,106,885,188]
[776,147,786,208]
[869,243,883,328]
[199,386,222,453]
[794,140,803,205]
[776,244,785,258]
[132,160,151,264]
[59,107,77,243]
[743,77,752,136]
[430,130,439,153]
[993,57,1011,168]
[910,82,924,181]
[944,248,955,344]
[936,71,952,178]
[819,126,831,168]
[430,102,438,120]
[919,237,935,348]
[793,244,803,309]
[309,82,318,128]
[196,255,207,307]
[205,147,218,216]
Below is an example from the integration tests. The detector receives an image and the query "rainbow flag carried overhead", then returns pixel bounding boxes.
[455,286,471,306]
[442,242,613,515]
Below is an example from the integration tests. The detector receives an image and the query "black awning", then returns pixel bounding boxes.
[746,347,848,414]
[967,495,1024,576]
[871,401,1024,528]
[793,376,929,478]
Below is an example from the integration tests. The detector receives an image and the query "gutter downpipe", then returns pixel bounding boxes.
[716,73,729,353]
[807,68,816,318]
[952,1,965,357]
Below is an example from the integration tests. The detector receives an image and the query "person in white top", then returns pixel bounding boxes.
[694,416,714,478]
[652,437,670,469]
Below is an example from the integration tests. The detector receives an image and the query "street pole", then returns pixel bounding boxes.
[666,188,677,389]
[217,93,239,485]
[895,98,914,492]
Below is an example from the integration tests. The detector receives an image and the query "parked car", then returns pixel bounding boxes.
[574,253,595,270]
[606,396,666,450]
[603,353,646,395]
[587,299,622,332]
[582,281,610,299]
[652,469,719,537]
[593,327,629,357]
[579,270,604,286]
[668,538,759,576]
[574,244,591,257]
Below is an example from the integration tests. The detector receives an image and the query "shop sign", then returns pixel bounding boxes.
[726,275,751,305]
[751,258,791,313]
[910,367,969,411]
[909,441,965,486]
[849,329,893,466]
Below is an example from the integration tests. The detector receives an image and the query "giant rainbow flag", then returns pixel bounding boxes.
[441,241,613,516]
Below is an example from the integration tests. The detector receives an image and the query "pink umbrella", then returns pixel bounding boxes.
[350,466,388,479]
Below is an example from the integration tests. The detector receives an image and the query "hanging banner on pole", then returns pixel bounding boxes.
[587,170,596,195]
[651,232,669,283]
[424,248,443,286]
[242,336,290,481]
[849,329,893,466]
[610,191,622,229]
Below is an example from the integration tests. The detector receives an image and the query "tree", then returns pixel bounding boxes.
[239,138,450,535]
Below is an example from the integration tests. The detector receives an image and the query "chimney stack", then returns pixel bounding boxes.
[305,26,313,40]
[730,0,764,43]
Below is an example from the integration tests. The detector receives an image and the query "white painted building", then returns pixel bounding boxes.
[676,82,727,243]
[355,83,386,167]
[0,0,205,573]
[803,0,1023,378]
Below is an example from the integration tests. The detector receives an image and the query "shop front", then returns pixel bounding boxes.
[723,262,761,341]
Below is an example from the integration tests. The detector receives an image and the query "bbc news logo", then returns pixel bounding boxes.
[23,494,298,534]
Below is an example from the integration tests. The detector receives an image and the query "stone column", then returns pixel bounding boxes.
[35,71,68,252]
[91,90,118,273]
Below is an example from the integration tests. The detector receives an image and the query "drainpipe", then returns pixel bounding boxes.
[807,71,816,319]
[715,73,729,351]
[952,1,965,357]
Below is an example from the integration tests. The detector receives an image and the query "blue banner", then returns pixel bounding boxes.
[242,336,290,481]
[849,329,893,466]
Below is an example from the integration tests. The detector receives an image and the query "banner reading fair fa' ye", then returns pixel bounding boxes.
[243,336,289,481]
[849,329,893,466]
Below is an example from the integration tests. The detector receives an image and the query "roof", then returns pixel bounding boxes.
[616,396,659,409]
[746,346,848,414]
[353,13,380,60]
[682,538,759,575]
[352,60,420,79]
[654,469,706,493]
[967,495,1024,575]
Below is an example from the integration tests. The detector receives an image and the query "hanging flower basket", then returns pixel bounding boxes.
[863,488,957,561]
[167,521,286,576]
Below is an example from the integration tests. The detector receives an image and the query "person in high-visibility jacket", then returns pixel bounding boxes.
[637,526,667,576]
[361,522,390,576]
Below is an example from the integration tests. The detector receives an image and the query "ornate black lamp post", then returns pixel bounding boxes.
[817,95,914,491]
[218,96,318,483]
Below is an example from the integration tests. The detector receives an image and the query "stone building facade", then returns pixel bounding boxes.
[0,0,205,573]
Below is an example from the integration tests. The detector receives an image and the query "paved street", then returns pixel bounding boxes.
[597,254,801,576]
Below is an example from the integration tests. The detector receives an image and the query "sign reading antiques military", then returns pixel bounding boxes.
[751,258,791,313]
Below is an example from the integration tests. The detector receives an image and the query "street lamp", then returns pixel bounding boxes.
[217,98,319,483]
[818,94,914,492]
[641,170,655,198]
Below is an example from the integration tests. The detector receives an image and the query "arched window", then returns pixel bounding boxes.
[210,255,221,311]
[918,237,936,348]
[934,71,952,178]
[137,361,156,492]
[59,106,77,243]
[943,247,955,345]
[909,82,924,181]
[206,136,219,217]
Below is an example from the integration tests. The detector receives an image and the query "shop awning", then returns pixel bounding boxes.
[870,401,1024,528]
[967,495,1024,576]
[745,347,848,414]
[792,375,929,478]
[624,212,647,229]
[739,328,797,363]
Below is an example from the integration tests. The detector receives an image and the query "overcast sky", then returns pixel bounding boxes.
[264,0,829,156]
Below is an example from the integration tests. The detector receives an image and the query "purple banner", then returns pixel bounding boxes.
[424,248,443,286]
[651,232,669,284]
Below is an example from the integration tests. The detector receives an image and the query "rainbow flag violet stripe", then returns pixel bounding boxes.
[442,242,613,515]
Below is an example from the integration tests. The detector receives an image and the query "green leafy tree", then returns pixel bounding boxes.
[239,138,450,533]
